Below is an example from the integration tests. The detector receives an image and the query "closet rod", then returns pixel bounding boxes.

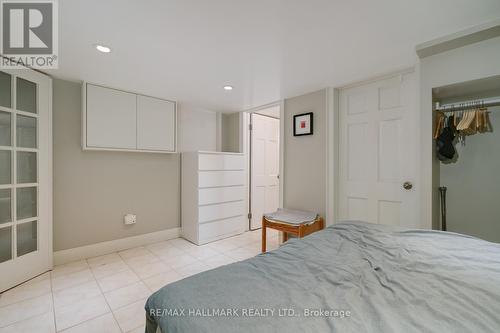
[435,97,500,112]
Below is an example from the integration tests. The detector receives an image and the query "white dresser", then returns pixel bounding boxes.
[181,151,247,245]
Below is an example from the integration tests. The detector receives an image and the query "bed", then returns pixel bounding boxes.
[145,221,500,333]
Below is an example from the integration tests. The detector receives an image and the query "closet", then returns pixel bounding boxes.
[433,75,500,242]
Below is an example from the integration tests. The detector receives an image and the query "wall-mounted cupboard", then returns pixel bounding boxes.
[82,83,177,153]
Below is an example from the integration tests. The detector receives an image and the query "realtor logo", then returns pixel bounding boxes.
[1,0,58,69]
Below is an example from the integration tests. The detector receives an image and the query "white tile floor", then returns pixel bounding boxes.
[0,230,280,333]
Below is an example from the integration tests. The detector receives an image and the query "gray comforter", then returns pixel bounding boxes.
[145,221,500,333]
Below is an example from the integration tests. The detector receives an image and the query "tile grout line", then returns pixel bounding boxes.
[0,278,52,310]
[53,260,113,332]
[49,272,57,332]
[86,256,125,333]
[0,303,54,330]
[98,248,161,332]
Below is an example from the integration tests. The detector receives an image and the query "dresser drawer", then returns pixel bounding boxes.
[199,200,245,223]
[199,186,245,205]
[199,154,244,171]
[198,170,245,188]
[199,216,245,243]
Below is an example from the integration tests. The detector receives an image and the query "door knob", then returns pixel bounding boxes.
[403,181,413,190]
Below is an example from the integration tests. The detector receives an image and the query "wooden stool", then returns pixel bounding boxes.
[261,215,324,253]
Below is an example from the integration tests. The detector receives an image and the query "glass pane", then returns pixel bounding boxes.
[16,78,37,114]
[0,150,11,184]
[0,111,11,146]
[17,152,37,183]
[16,115,37,148]
[0,226,12,263]
[17,221,37,256]
[17,187,37,220]
[0,72,12,108]
[0,189,11,224]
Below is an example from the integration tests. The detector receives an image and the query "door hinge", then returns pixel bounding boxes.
[248,213,252,220]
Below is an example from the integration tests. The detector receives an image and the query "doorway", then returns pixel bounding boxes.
[249,106,280,230]
[337,70,421,228]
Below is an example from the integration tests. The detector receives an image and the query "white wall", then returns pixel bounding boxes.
[178,104,218,152]
[420,36,500,229]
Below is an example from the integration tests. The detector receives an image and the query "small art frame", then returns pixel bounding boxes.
[293,112,313,136]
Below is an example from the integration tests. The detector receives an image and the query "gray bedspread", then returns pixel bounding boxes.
[145,221,500,333]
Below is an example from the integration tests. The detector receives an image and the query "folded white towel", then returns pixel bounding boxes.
[264,208,318,225]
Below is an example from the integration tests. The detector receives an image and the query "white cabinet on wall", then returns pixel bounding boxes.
[83,83,177,153]
[137,95,176,151]
[182,151,246,245]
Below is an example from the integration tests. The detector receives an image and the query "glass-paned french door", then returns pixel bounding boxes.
[0,68,51,292]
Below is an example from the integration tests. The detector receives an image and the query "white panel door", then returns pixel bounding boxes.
[339,72,420,228]
[137,95,176,151]
[250,114,280,230]
[86,84,137,149]
[0,69,52,292]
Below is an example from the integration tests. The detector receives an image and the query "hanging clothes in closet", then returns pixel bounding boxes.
[434,101,493,162]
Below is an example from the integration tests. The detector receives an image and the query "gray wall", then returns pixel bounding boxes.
[53,79,181,251]
[178,104,217,152]
[440,106,500,242]
[221,113,240,153]
[283,89,327,218]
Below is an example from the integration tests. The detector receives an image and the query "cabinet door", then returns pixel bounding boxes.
[86,84,137,149]
[137,95,176,151]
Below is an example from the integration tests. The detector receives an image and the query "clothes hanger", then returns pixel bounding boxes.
[457,104,469,131]
[466,102,477,132]
[434,111,445,139]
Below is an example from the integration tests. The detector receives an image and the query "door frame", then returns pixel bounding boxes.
[328,66,420,226]
[243,101,284,230]
[0,67,53,292]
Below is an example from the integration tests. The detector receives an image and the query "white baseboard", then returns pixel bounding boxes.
[53,228,181,266]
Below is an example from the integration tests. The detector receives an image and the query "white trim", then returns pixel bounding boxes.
[325,88,338,225]
[337,67,415,90]
[243,101,282,114]
[81,146,179,154]
[197,150,243,155]
[47,78,53,268]
[242,112,250,230]
[279,100,285,209]
[81,81,87,153]
[416,18,500,58]
[53,227,181,265]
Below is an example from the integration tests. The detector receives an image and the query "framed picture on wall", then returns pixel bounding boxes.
[293,112,313,136]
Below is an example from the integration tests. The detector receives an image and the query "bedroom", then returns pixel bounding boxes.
[1,0,500,332]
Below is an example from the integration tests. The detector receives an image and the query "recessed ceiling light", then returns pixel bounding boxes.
[223,85,233,91]
[95,44,111,53]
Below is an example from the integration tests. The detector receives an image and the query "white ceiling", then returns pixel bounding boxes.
[49,0,500,112]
